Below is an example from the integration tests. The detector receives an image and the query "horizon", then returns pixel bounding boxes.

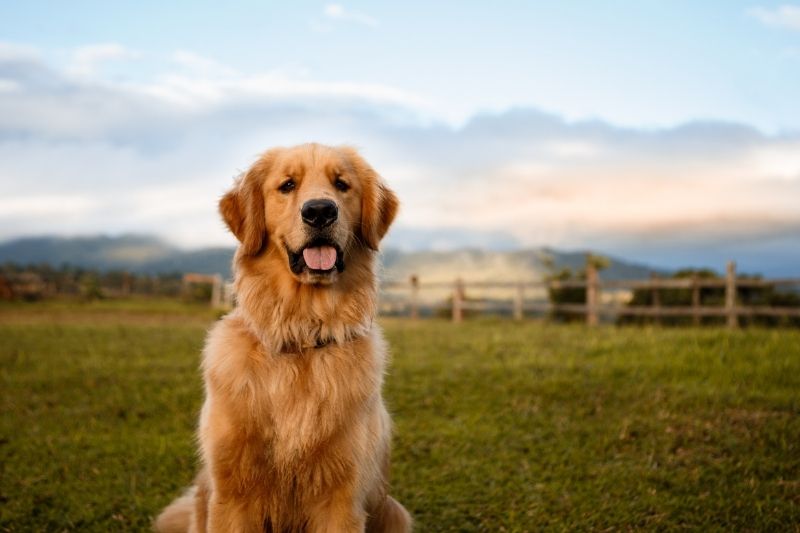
[1,2,799,276]
[0,232,789,277]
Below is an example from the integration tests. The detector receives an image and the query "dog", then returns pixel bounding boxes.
[155,144,411,532]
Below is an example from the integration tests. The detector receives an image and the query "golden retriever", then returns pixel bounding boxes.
[155,144,411,532]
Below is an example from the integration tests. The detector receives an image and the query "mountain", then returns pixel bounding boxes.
[0,235,174,270]
[0,235,662,281]
[0,235,234,276]
[379,247,660,284]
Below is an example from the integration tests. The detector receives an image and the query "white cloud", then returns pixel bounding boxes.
[0,41,433,128]
[0,79,21,93]
[1,41,799,272]
[323,4,379,27]
[0,41,40,62]
[112,69,433,117]
[543,140,603,159]
[67,43,141,77]
[171,50,238,77]
[749,142,800,180]
[748,5,800,31]
[0,195,96,216]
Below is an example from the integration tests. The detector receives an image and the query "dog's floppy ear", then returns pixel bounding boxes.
[219,153,273,256]
[341,147,399,251]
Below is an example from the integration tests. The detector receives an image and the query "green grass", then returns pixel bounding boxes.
[1,301,799,531]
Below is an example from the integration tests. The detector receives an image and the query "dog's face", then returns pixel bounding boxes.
[219,144,398,285]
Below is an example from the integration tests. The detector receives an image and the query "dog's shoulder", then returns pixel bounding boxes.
[201,312,265,391]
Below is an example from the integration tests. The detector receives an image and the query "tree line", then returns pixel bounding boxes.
[0,262,211,302]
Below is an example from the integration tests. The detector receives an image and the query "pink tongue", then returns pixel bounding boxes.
[302,246,337,270]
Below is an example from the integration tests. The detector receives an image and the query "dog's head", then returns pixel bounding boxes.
[219,144,398,285]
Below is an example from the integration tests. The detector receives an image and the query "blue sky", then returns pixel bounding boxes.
[3,1,799,129]
[1,1,799,274]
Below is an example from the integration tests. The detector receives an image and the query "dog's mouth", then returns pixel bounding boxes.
[286,238,345,276]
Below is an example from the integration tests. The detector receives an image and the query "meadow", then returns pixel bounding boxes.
[1,300,798,531]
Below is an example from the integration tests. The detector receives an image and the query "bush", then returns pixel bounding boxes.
[618,269,800,327]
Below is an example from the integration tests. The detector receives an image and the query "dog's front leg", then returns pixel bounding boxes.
[205,492,262,533]
[199,400,265,533]
[307,488,367,533]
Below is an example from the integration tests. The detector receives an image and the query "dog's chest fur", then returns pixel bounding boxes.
[200,313,387,499]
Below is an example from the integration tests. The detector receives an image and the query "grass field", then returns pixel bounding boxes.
[1,300,799,531]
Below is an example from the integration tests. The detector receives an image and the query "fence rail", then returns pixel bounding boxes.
[381,261,800,328]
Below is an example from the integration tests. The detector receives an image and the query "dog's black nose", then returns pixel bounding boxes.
[301,199,338,228]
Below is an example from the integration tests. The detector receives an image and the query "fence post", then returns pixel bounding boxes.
[651,273,661,326]
[586,262,598,326]
[452,278,464,324]
[223,281,235,308]
[409,275,419,319]
[513,282,524,321]
[725,261,738,329]
[121,271,131,296]
[211,274,223,308]
[691,274,700,326]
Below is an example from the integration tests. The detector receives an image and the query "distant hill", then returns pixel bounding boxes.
[0,235,234,277]
[0,235,175,270]
[0,235,663,281]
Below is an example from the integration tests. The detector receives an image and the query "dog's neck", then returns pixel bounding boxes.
[232,245,378,355]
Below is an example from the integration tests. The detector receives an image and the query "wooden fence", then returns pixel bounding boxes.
[182,273,234,308]
[381,261,800,328]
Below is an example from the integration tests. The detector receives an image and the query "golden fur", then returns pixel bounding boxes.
[155,144,410,532]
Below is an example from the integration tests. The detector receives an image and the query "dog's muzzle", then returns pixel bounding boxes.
[287,238,345,275]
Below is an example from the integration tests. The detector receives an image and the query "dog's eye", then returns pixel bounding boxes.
[278,179,296,194]
[334,177,350,192]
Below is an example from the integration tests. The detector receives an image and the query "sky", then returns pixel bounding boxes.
[1,1,799,274]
